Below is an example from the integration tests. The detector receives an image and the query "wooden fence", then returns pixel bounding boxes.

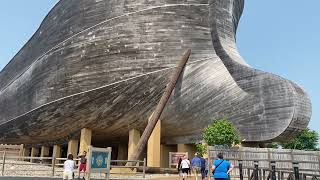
[0,144,23,158]
[207,146,320,178]
[0,154,146,178]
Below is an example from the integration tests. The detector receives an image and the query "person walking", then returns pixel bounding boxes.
[180,156,191,180]
[63,154,76,180]
[178,157,183,177]
[200,156,207,180]
[211,153,233,180]
[191,153,202,180]
[187,158,191,177]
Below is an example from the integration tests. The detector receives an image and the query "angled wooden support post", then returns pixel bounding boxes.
[128,49,191,162]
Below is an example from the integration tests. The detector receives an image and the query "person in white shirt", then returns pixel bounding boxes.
[63,154,76,180]
[180,156,190,180]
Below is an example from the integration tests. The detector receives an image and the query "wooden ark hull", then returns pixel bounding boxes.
[0,0,311,145]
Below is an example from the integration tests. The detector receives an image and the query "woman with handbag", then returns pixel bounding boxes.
[211,153,233,180]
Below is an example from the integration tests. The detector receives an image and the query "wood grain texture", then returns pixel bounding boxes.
[0,0,311,146]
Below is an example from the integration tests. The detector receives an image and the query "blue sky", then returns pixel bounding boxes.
[0,1,319,139]
[236,1,320,136]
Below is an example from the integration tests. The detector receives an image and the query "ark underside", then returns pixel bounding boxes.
[0,0,311,146]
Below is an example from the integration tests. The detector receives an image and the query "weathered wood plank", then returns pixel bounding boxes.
[0,0,312,146]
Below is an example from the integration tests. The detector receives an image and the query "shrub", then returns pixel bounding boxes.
[202,119,241,147]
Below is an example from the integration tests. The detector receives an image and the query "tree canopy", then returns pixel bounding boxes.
[195,143,207,157]
[280,128,319,151]
[202,119,241,147]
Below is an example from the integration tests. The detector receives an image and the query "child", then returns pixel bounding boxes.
[77,150,87,179]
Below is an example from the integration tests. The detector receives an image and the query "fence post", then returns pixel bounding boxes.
[52,156,56,177]
[239,160,244,180]
[254,161,259,180]
[1,150,6,176]
[293,162,300,180]
[143,158,146,178]
[270,161,276,180]
[259,169,263,180]
[301,173,306,180]
[267,149,271,163]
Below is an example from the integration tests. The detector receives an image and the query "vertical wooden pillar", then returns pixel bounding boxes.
[40,146,50,157]
[177,144,196,159]
[117,144,127,165]
[23,147,31,161]
[79,128,92,154]
[160,145,177,168]
[117,144,127,160]
[147,119,161,167]
[30,147,39,163]
[23,148,31,157]
[128,129,141,159]
[67,139,79,158]
[52,145,61,164]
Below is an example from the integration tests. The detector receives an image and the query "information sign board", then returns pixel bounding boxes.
[169,152,188,168]
[86,146,112,180]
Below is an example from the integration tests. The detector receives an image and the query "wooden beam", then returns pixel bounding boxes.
[128,49,191,162]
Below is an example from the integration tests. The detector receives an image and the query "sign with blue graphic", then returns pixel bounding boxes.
[87,146,112,177]
[91,151,108,169]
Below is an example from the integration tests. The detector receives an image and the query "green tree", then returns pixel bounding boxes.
[195,143,207,157]
[202,119,241,147]
[280,128,319,151]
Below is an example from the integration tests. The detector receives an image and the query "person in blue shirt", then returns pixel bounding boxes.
[212,152,233,180]
[200,157,207,180]
[191,153,202,180]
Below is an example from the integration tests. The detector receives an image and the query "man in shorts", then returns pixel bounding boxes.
[78,151,87,179]
[180,156,190,180]
[192,153,202,180]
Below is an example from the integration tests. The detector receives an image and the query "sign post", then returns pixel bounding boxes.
[169,152,188,168]
[86,146,112,180]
